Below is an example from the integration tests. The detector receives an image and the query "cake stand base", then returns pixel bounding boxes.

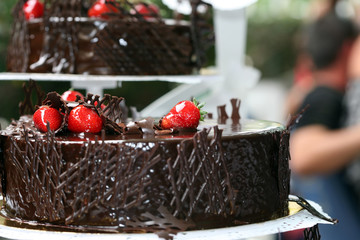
[0,196,335,240]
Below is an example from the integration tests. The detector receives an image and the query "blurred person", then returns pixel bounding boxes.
[290,7,360,240]
[342,34,360,219]
[285,0,348,117]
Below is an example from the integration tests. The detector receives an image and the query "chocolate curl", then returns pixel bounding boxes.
[286,104,310,131]
[42,91,68,111]
[217,105,228,124]
[230,98,241,120]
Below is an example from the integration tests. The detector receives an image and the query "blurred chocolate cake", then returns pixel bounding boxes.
[6,0,213,75]
[0,82,290,238]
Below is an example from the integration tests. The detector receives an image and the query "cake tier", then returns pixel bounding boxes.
[0,116,290,234]
[7,18,194,75]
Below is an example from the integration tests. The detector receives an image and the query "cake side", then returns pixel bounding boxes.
[0,115,290,232]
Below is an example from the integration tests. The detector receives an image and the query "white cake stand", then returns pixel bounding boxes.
[0,72,222,96]
[0,196,336,240]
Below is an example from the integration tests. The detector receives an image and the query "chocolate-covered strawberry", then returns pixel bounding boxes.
[160,99,206,130]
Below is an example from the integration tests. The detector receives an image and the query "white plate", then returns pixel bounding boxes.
[0,196,335,240]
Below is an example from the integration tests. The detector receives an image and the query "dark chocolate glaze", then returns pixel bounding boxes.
[0,116,290,234]
[7,0,213,75]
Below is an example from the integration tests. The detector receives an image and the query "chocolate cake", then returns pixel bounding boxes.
[7,0,213,75]
[0,84,291,238]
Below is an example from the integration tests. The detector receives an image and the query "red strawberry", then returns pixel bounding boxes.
[160,99,206,130]
[68,105,103,133]
[33,106,63,132]
[88,0,119,19]
[132,3,159,19]
[23,0,44,20]
[61,90,84,102]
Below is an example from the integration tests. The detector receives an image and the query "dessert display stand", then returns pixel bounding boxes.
[0,72,222,97]
[0,195,336,240]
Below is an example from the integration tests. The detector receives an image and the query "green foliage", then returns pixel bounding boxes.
[247,17,301,78]
[0,0,17,72]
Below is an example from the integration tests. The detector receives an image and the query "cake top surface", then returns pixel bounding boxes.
[1,115,284,143]
[0,81,285,143]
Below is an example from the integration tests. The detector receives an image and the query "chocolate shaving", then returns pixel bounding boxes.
[136,117,155,134]
[155,129,176,136]
[125,121,143,134]
[125,117,155,135]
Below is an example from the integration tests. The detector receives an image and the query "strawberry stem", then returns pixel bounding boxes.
[193,98,207,121]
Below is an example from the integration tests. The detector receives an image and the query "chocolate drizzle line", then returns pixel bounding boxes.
[168,126,236,218]
[9,127,65,222]
[63,139,162,225]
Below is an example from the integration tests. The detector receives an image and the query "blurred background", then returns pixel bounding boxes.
[0,0,358,125]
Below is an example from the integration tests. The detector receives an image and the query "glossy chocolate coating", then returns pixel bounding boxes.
[6,0,214,75]
[0,116,290,235]
[7,18,193,75]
